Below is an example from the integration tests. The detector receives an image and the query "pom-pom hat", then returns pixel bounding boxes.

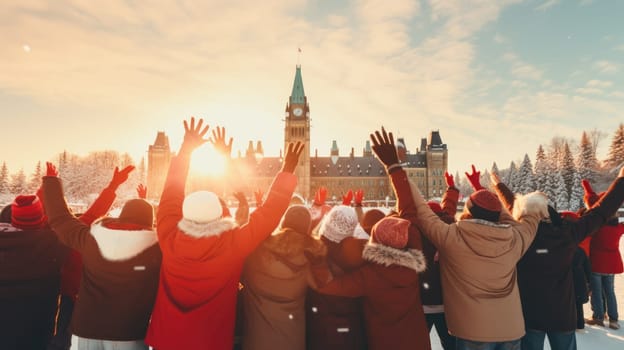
[11,195,46,229]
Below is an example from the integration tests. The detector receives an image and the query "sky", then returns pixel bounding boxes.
[1,0,623,177]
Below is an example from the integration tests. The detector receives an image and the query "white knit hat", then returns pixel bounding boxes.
[182,191,222,223]
[318,205,358,243]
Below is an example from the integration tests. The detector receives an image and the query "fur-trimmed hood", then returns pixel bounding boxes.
[91,221,158,261]
[512,191,549,221]
[177,217,238,239]
[362,242,426,273]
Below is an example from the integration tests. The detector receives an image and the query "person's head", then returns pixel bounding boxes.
[290,193,305,206]
[318,205,358,244]
[117,199,154,229]
[280,205,312,235]
[178,190,236,237]
[370,216,409,249]
[360,209,385,235]
[545,205,562,227]
[11,195,47,230]
[462,189,502,222]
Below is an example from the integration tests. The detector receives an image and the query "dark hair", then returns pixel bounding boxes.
[0,205,11,223]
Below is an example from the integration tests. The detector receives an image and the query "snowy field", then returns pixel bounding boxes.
[69,230,624,350]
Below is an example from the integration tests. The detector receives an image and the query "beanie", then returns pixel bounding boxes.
[371,216,409,249]
[318,205,358,243]
[466,190,501,222]
[11,195,46,229]
[118,199,154,228]
[280,205,312,235]
[182,191,223,223]
[427,202,443,214]
[361,209,385,234]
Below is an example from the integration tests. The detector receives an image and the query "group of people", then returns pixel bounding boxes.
[1,118,623,350]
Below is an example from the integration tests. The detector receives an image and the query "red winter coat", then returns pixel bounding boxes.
[145,152,297,350]
[589,219,624,274]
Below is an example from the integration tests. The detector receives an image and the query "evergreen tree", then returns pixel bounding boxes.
[507,161,518,192]
[605,123,624,169]
[569,171,584,212]
[10,169,27,195]
[560,142,576,196]
[0,162,9,194]
[27,161,43,193]
[138,157,146,184]
[553,170,569,211]
[517,154,535,194]
[491,162,499,175]
[576,131,598,183]
[534,145,548,192]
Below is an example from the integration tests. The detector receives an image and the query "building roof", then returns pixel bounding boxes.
[289,65,306,105]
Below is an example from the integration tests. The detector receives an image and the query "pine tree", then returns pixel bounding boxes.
[553,170,569,210]
[560,142,576,196]
[534,145,548,192]
[0,162,9,194]
[491,162,499,175]
[138,157,146,184]
[605,123,624,169]
[569,171,584,212]
[27,161,43,193]
[517,154,535,194]
[507,161,518,192]
[10,169,27,195]
[576,131,598,183]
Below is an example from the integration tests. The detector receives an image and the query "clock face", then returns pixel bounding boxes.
[293,107,303,117]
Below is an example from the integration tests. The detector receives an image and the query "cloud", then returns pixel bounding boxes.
[579,0,595,5]
[576,87,602,95]
[593,60,620,73]
[494,33,507,44]
[535,0,560,11]
[503,52,543,80]
[586,80,613,88]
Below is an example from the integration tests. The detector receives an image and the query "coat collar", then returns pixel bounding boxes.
[362,242,426,273]
[177,217,238,238]
[91,221,157,261]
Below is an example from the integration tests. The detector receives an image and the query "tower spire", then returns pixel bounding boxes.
[289,65,305,105]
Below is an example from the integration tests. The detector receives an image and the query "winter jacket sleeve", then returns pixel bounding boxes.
[494,183,515,213]
[310,264,367,297]
[231,172,297,258]
[79,185,117,225]
[407,178,453,250]
[501,192,547,255]
[41,176,93,252]
[440,186,460,220]
[572,177,624,242]
[235,196,250,226]
[157,152,189,250]
[389,169,425,250]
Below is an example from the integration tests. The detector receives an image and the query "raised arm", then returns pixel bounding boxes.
[80,165,135,225]
[157,117,210,243]
[233,191,250,225]
[41,162,92,251]
[490,171,515,213]
[465,165,484,191]
[440,172,459,219]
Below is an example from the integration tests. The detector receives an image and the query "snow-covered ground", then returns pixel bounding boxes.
[70,231,624,350]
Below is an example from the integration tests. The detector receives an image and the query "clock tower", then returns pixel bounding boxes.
[284,65,311,200]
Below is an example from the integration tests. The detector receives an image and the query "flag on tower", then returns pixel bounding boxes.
[298,47,302,53]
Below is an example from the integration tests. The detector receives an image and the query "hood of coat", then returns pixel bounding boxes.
[177,216,238,239]
[455,219,515,258]
[91,220,158,261]
[362,242,426,273]
[261,228,326,273]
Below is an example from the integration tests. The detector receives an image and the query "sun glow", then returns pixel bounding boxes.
[190,144,227,177]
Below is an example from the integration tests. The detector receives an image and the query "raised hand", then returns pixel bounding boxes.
[181,117,210,152]
[581,179,594,195]
[209,126,233,158]
[136,184,147,199]
[110,165,135,188]
[444,172,455,188]
[233,191,247,204]
[46,162,59,177]
[465,165,483,191]
[281,141,304,173]
[314,187,328,206]
[354,189,364,206]
[342,190,354,206]
[254,189,264,207]
[370,126,399,168]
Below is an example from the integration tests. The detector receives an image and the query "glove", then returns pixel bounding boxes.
[354,189,364,206]
[46,162,59,177]
[342,190,353,206]
[136,184,147,199]
[465,165,483,191]
[444,172,454,188]
[314,187,327,206]
[281,142,304,173]
[254,189,264,207]
[109,165,135,189]
[369,127,399,168]
[581,179,594,195]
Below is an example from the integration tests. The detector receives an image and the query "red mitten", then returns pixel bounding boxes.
[46,162,59,177]
[354,189,364,206]
[136,184,147,199]
[314,187,328,206]
[465,165,483,191]
[342,190,354,206]
[110,165,135,189]
[254,189,264,207]
[444,172,455,188]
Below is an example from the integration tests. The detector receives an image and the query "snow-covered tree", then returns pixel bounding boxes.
[588,128,607,159]
[517,154,535,194]
[0,162,9,194]
[534,145,549,193]
[560,142,576,195]
[491,162,499,175]
[605,123,624,169]
[10,169,27,195]
[553,170,569,210]
[507,161,519,192]
[576,131,598,184]
[27,161,43,193]
[569,171,584,212]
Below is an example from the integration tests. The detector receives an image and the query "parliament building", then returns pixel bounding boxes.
[147,66,448,204]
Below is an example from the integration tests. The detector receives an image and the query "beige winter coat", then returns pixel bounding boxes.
[409,180,548,342]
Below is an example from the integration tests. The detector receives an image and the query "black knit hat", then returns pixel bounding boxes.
[118,199,154,228]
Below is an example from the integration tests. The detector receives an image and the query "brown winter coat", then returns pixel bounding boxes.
[241,227,324,350]
[408,179,548,342]
[310,240,429,350]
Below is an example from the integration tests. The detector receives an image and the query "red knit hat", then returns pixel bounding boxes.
[371,216,409,249]
[466,190,501,222]
[361,209,385,234]
[11,195,47,229]
[427,202,443,214]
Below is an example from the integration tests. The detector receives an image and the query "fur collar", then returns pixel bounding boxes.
[512,191,549,221]
[177,217,238,238]
[362,242,426,273]
[91,222,157,261]
[462,218,511,228]
[0,223,21,232]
